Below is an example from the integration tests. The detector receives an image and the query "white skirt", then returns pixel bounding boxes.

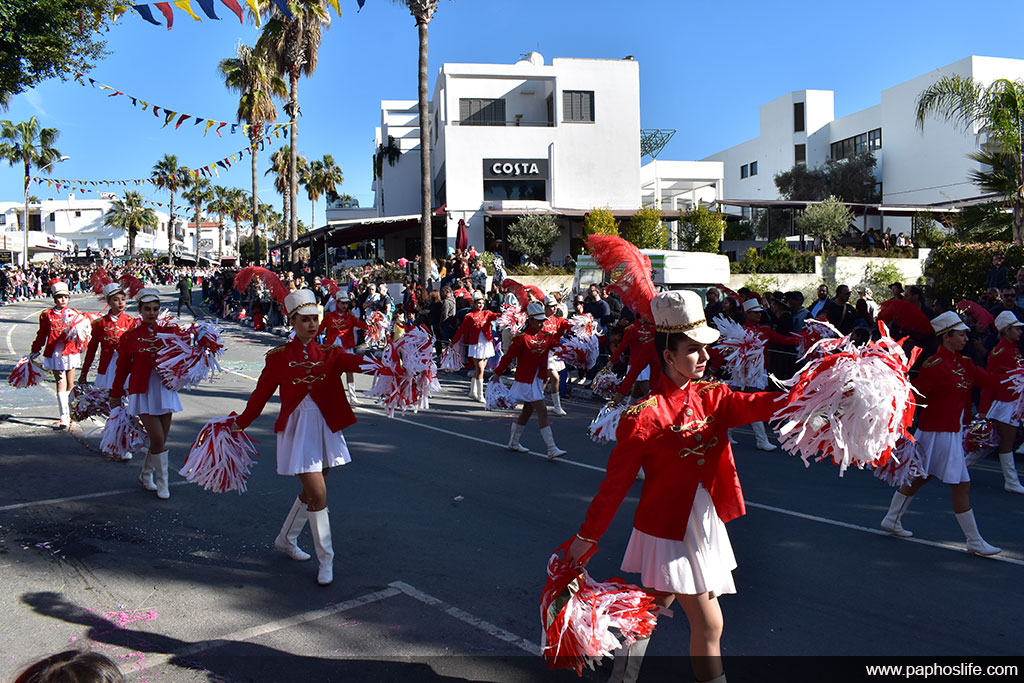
[43,341,81,371]
[986,399,1019,426]
[276,395,351,475]
[637,365,651,382]
[547,356,565,373]
[506,377,545,404]
[915,428,970,484]
[94,351,119,390]
[467,340,495,360]
[127,369,182,416]
[621,484,737,598]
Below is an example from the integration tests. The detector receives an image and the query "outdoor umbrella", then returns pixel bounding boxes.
[456,218,469,253]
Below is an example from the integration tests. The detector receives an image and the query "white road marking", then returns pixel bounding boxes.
[0,482,190,512]
[5,308,43,355]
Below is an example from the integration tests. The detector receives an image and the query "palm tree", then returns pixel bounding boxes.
[220,42,287,268]
[0,117,61,264]
[227,187,249,256]
[258,0,331,263]
[151,154,193,266]
[183,177,215,261]
[104,192,158,256]
[266,144,308,246]
[390,0,441,287]
[301,153,343,229]
[208,185,231,261]
[916,75,1024,243]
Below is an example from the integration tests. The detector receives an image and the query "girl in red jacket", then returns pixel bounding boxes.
[232,289,365,586]
[318,291,368,404]
[79,282,136,392]
[978,310,1024,494]
[30,280,87,427]
[451,292,499,403]
[110,289,182,500]
[566,290,784,683]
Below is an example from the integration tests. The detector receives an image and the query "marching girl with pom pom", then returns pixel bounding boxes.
[977,311,1024,494]
[231,289,366,586]
[451,291,499,403]
[879,311,1003,555]
[609,314,659,406]
[30,280,88,428]
[566,290,785,683]
[318,290,368,405]
[541,294,574,416]
[109,289,182,499]
[80,282,136,392]
[490,301,569,459]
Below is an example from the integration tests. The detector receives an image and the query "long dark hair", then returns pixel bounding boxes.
[14,651,125,683]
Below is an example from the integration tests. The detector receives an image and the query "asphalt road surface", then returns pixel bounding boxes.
[1,289,1021,683]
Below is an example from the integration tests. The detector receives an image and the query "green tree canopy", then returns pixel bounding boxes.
[795,196,853,251]
[775,152,878,203]
[104,191,157,256]
[677,206,725,253]
[583,207,620,237]
[622,206,667,249]
[507,214,560,260]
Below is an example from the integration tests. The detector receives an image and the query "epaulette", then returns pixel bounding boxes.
[626,396,658,416]
[922,356,942,369]
[694,380,725,395]
[266,344,288,357]
[992,346,1004,356]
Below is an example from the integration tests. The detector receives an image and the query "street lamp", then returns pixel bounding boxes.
[23,155,70,267]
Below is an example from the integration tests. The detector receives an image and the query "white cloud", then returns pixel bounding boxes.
[23,90,48,117]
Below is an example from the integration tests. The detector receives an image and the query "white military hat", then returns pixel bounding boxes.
[650,290,720,345]
[544,294,558,307]
[995,310,1024,332]
[136,288,160,303]
[742,297,764,313]
[473,290,485,301]
[526,301,547,320]
[285,289,319,317]
[930,311,969,336]
[50,280,69,296]
[102,282,124,299]
[334,290,349,302]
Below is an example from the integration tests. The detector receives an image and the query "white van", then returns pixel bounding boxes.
[573,249,731,303]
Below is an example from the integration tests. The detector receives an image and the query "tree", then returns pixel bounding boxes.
[238,234,269,263]
[207,185,231,261]
[258,0,331,263]
[775,152,878,203]
[182,177,214,256]
[151,155,192,266]
[301,153,343,228]
[795,196,852,252]
[622,206,667,249]
[226,188,249,262]
[373,134,401,215]
[774,164,828,201]
[266,144,307,242]
[677,206,725,253]
[507,214,560,261]
[0,0,122,100]
[916,75,1024,243]
[220,41,286,268]
[104,191,157,256]
[0,117,61,265]
[583,207,620,237]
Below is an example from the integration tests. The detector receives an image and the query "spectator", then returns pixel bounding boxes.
[857,286,879,318]
[786,291,808,332]
[889,282,905,300]
[906,285,935,320]
[1014,268,1024,309]
[583,284,612,330]
[994,287,1024,322]
[440,286,457,341]
[825,284,857,334]
[470,259,488,292]
[809,284,829,318]
[987,253,1009,291]
[704,288,723,322]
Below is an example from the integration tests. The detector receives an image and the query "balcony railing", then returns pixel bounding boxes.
[453,119,554,127]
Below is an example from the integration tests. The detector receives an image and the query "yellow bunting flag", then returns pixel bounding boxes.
[173,0,201,20]
[327,0,340,15]
[204,120,216,136]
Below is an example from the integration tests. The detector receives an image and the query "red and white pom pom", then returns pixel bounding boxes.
[361,325,439,416]
[963,418,999,463]
[439,341,465,372]
[64,310,94,345]
[541,544,658,675]
[70,384,110,422]
[156,322,225,391]
[589,366,621,400]
[570,313,598,339]
[1003,367,1024,423]
[497,304,526,334]
[588,402,627,444]
[157,308,181,328]
[873,436,928,488]
[366,311,389,347]
[712,314,767,389]
[796,318,843,360]
[485,378,517,411]
[100,406,147,458]
[179,416,259,493]
[8,356,43,388]
[556,336,600,370]
[773,322,921,475]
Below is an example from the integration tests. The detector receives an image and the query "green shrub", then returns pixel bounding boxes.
[742,273,780,293]
[913,211,952,248]
[583,207,620,237]
[724,220,755,241]
[796,196,853,251]
[507,214,561,260]
[924,242,1022,301]
[860,261,905,301]
[734,240,815,274]
[623,206,667,249]
[677,206,725,253]
[507,264,573,276]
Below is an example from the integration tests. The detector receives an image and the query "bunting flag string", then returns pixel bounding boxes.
[30,178,176,211]
[73,73,294,137]
[127,0,356,29]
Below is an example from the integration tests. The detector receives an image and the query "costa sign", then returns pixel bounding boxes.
[483,159,548,179]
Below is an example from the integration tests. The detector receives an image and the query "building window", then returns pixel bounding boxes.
[562,90,595,122]
[795,144,806,165]
[740,164,749,179]
[749,161,758,176]
[794,102,805,133]
[483,179,546,201]
[854,133,868,155]
[868,128,882,150]
[74,210,81,218]
[459,98,506,126]
[0,214,5,225]
[48,213,55,222]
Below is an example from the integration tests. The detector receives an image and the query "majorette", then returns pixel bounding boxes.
[450,291,499,403]
[318,289,368,405]
[30,280,88,427]
[977,310,1024,494]
[541,294,574,416]
[609,315,659,404]
[80,282,137,391]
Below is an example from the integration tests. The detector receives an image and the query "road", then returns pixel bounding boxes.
[0,289,1021,683]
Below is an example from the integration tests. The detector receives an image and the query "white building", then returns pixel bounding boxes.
[325,53,722,263]
[702,55,1024,235]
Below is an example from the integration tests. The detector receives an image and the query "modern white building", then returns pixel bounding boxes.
[321,53,723,263]
[702,55,1024,235]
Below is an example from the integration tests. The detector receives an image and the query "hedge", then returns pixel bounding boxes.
[924,242,1022,301]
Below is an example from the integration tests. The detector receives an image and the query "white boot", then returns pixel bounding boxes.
[274,497,311,561]
[998,452,1024,494]
[138,452,157,491]
[475,378,486,404]
[540,425,567,460]
[308,508,334,585]
[57,391,70,427]
[955,509,1001,556]
[751,422,777,451]
[346,383,360,405]
[468,378,479,402]
[608,636,651,683]
[507,422,530,453]
[153,450,170,500]
[550,391,567,416]
[880,491,913,537]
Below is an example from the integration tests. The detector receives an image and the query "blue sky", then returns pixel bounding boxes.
[3,0,1024,227]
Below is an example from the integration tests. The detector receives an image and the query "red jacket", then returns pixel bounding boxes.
[492,329,559,383]
[451,309,498,346]
[609,319,659,395]
[235,338,364,433]
[913,345,996,432]
[980,337,1024,410]
[579,380,784,542]
[319,310,367,349]
[82,312,137,376]
[110,322,176,399]
[31,307,89,358]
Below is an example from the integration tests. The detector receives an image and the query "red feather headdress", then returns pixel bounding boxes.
[584,235,656,318]
[91,267,113,295]
[320,278,340,296]
[118,274,145,298]
[234,266,289,304]
[502,278,530,311]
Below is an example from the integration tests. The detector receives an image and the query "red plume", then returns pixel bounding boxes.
[91,268,112,295]
[585,235,656,318]
[118,274,145,298]
[320,278,340,296]
[526,285,545,303]
[501,278,529,311]
[234,266,288,305]
[877,299,932,337]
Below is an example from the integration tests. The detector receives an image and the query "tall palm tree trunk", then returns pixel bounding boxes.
[251,140,260,267]
[289,74,299,264]
[417,20,432,290]
[129,227,136,256]
[218,215,225,263]
[1015,196,1024,244]
[168,192,176,267]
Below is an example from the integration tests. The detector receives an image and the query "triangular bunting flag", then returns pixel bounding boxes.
[195,0,220,19]
[140,100,149,111]
[154,2,174,28]
[204,120,216,136]
[153,105,161,117]
[194,117,204,126]
[219,0,243,23]
[356,0,365,9]
[163,110,178,127]
[327,0,340,15]
[175,114,191,129]
[230,124,237,134]
[173,0,201,21]
[216,122,227,136]
[271,0,294,20]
